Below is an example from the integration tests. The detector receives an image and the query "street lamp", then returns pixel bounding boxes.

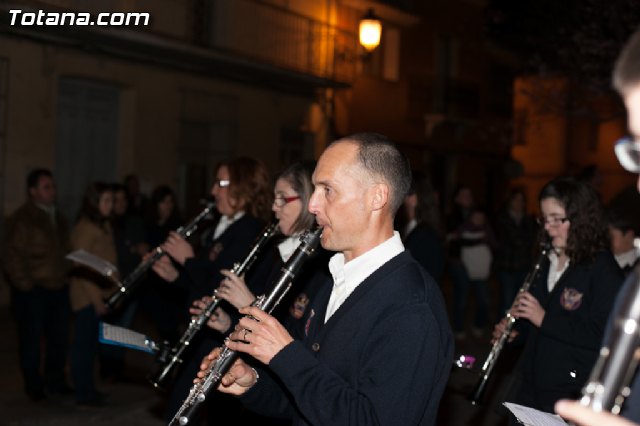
[358,9,381,52]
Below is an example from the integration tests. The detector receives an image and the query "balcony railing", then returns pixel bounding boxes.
[191,0,358,83]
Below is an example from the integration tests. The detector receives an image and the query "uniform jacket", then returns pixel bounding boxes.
[3,201,70,291]
[241,251,454,426]
[521,250,624,396]
[69,218,118,311]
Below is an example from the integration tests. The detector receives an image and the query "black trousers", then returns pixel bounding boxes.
[11,286,71,394]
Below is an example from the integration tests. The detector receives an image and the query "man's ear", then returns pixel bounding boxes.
[370,183,390,211]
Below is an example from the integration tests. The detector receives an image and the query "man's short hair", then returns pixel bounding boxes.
[26,168,52,190]
[613,28,640,96]
[334,132,412,215]
[607,208,638,235]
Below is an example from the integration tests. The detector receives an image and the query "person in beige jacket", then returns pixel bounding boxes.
[3,168,72,402]
[68,182,117,407]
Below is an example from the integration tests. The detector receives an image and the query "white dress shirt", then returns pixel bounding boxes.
[615,248,639,270]
[324,231,405,323]
[548,250,570,292]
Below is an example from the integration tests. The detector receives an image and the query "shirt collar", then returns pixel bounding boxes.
[328,231,405,291]
[547,250,570,292]
[615,249,638,269]
[278,234,301,262]
[213,210,245,239]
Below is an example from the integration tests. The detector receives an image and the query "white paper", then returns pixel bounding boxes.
[503,402,568,426]
[99,322,158,354]
[66,249,118,278]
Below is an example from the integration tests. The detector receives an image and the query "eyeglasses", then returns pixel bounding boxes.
[536,216,569,226]
[273,195,300,207]
[213,179,230,188]
[615,137,640,173]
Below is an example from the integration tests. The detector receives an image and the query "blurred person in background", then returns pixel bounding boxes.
[607,208,639,275]
[3,168,72,402]
[396,171,445,285]
[494,189,537,319]
[139,185,185,347]
[69,182,118,406]
[99,183,148,382]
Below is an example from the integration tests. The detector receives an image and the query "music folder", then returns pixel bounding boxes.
[99,322,159,355]
[503,402,568,426]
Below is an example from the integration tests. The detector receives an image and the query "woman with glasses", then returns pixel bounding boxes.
[491,177,624,423]
[184,161,329,425]
[151,156,272,423]
[194,161,330,341]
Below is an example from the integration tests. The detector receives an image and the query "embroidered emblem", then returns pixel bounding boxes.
[560,288,583,311]
[208,242,224,261]
[290,292,310,320]
[305,309,315,336]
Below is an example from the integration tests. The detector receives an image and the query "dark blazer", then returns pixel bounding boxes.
[181,214,265,304]
[241,251,453,426]
[519,251,624,408]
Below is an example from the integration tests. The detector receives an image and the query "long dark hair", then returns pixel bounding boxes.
[539,176,608,264]
[77,181,112,231]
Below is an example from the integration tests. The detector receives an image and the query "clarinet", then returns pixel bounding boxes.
[168,226,322,426]
[579,263,640,413]
[468,239,551,405]
[148,220,279,390]
[105,200,216,309]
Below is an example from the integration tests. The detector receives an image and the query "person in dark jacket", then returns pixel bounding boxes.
[151,156,272,423]
[492,177,624,423]
[494,189,537,318]
[196,161,329,337]
[3,168,72,402]
[196,133,453,426]
[397,171,445,285]
[555,30,640,426]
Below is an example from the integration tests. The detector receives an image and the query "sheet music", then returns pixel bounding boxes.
[66,249,118,279]
[99,322,158,354]
[503,402,568,426]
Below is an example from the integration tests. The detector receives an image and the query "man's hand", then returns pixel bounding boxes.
[225,306,293,365]
[196,347,258,396]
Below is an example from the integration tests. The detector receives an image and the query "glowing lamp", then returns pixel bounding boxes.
[358,9,382,52]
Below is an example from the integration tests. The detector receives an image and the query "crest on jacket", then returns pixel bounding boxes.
[290,292,310,320]
[560,287,583,311]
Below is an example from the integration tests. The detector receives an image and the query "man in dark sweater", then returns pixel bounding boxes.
[196,133,453,425]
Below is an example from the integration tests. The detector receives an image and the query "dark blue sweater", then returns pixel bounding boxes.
[241,250,453,425]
